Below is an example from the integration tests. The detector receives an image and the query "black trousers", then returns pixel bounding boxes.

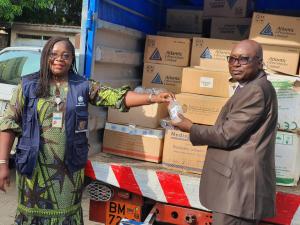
[212,212,260,225]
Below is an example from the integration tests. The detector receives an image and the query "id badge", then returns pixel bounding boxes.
[52,112,63,128]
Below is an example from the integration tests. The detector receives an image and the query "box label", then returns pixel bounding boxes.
[260,23,296,38]
[105,123,164,139]
[200,77,214,88]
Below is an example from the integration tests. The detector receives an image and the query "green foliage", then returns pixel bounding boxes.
[0,0,22,21]
[0,0,82,26]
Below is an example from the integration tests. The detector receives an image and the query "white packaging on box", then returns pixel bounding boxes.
[275,131,300,186]
[267,74,300,131]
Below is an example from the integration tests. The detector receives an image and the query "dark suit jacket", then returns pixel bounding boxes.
[190,72,278,220]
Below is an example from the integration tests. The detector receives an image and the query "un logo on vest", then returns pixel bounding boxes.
[227,0,237,9]
[150,48,162,61]
[200,47,212,59]
[260,23,273,36]
[151,73,163,84]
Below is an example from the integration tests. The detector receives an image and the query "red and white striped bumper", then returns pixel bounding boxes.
[85,160,300,225]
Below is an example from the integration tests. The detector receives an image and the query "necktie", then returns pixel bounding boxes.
[235,85,241,94]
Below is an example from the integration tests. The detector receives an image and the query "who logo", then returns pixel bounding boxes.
[200,47,212,59]
[149,48,162,61]
[260,23,273,36]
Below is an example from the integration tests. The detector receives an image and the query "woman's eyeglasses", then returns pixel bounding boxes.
[49,52,72,60]
[227,56,260,65]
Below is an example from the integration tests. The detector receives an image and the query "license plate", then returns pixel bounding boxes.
[0,100,8,117]
[106,201,141,225]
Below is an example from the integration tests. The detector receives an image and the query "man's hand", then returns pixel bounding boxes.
[0,164,10,192]
[172,114,193,133]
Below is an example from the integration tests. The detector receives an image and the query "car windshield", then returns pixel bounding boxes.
[0,50,41,85]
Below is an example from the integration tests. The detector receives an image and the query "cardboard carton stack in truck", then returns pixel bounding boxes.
[202,0,253,40]
[81,0,300,224]
[249,12,300,186]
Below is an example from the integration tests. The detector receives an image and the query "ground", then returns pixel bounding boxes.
[0,169,102,225]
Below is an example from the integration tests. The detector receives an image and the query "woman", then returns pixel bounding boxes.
[0,36,172,225]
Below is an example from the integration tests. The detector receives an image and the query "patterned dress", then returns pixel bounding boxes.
[0,79,129,225]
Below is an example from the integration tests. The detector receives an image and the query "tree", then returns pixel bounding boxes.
[0,0,82,26]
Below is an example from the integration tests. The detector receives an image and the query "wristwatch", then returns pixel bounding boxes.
[148,93,154,103]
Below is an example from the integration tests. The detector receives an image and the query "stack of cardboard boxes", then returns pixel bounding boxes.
[142,35,191,94]
[143,35,209,172]
[161,40,237,174]
[102,7,300,185]
[249,12,300,186]
[202,0,253,40]
[103,35,191,163]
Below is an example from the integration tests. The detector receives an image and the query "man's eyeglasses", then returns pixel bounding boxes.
[227,56,260,65]
[49,52,72,60]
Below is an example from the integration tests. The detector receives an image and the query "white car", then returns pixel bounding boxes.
[0,46,42,117]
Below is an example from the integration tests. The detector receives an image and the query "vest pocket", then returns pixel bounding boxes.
[23,99,35,138]
[75,107,88,133]
[72,139,89,168]
[23,113,34,138]
[15,145,31,175]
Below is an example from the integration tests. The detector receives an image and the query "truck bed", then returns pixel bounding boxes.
[86,152,300,224]
[87,152,300,195]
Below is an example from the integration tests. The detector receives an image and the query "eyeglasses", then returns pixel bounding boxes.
[49,52,72,60]
[227,56,260,65]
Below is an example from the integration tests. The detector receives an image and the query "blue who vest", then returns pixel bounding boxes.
[16,72,90,178]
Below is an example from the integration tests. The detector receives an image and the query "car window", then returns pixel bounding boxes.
[0,50,41,85]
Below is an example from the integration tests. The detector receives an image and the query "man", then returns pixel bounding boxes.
[173,40,277,225]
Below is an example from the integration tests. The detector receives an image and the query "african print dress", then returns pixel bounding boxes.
[0,79,129,225]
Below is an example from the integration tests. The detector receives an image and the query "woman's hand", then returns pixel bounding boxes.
[151,92,175,104]
[0,164,10,192]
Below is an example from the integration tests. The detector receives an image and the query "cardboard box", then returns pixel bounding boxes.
[166,8,203,33]
[157,31,202,39]
[176,93,228,125]
[263,45,300,75]
[108,103,168,129]
[162,130,207,174]
[142,63,183,94]
[249,12,300,48]
[144,35,191,67]
[275,131,300,186]
[191,38,300,75]
[190,37,238,71]
[210,17,251,40]
[203,0,253,18]
[267,74,300,131]
[103,123,164,163]
[181,67,236,97]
